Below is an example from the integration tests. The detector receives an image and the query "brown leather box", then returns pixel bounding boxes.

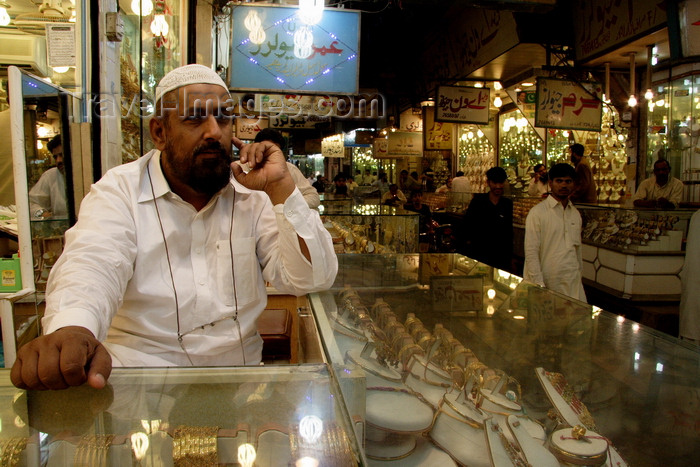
[258,308,293,361]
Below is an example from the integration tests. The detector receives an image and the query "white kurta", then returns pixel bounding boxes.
[680,209,700,341]
[523,196,587,302]
[28,167,68,217]
[287,162,320,209]
[42,150,338,367]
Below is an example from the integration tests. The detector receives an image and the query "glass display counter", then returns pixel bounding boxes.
[321,205,419,254]
[577,205,696,300]
[0,364,365,466]
[310,253,700,466]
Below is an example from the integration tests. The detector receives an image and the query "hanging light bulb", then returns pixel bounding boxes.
[644,88,653,100]
[298,0,324,25]
[245,9,265,45]
[0,3,11,27]
[628,94,637,107]
[150,13,169,37]
[494,81,502,91]
[493,95,502,107]
[131,0,153,16]
[628,52,637,108]
[294,25,314,59]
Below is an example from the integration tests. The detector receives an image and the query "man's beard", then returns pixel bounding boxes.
[165,140,232,196]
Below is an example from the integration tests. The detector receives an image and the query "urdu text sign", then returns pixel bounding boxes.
[535,78,603,131]
[435,86,490,124]
[231,5,360,94]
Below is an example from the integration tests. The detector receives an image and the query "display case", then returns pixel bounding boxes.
[646,71,700,203]
[0,364,365,466]
[310,253,700,466]
[577,205,696,300]
[321,205,419,254]
[498,108,544,197]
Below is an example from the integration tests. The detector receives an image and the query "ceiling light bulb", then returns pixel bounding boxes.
[150,14,169,37]
[628,94,637,107]
[493,96,502,107]
[298,0,323,25]
[644,88,653,100]
[53,66,70,73]
[131,0,153,16]
[494,81,502,91]
[0,6,10,27]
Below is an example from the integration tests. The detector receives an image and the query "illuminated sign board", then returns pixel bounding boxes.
[535,78,603,131]
[435,85,490,124]
[231,5,360,95]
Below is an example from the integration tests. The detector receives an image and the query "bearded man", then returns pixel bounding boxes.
[11,65,337,391]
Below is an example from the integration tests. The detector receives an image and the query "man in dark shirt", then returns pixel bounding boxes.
[461,167,513,271]
[404,190,434,234]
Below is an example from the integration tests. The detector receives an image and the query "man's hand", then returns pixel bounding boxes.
[11,326,112,391]
[231,136,296,205]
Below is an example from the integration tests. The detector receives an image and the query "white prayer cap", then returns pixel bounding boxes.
[155,64,228,104]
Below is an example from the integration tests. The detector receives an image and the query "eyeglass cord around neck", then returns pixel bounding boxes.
[146,163,246,366]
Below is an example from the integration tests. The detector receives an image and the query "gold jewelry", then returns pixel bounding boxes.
[0,437,27,467]
[173,426,218,467]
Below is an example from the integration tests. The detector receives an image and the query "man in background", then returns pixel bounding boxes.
[381,183,407,206]
[461,167,513,271]
[451,170,471,193]
[568,143,597,204]
[528,163,548,197]
[524,163,587,302]
[29,134,68,219]
[632,159,683,209]
[255,129,320,209]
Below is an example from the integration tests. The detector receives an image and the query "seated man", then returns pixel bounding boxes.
[29,134,69,219]
[11,64,338,391]
[632,159,684,209]
[381,184,407,206]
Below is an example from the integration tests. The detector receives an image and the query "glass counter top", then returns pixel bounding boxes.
[310,253,700,466]
[0,364,365,466]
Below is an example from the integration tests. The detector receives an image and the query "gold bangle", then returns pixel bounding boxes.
[173,426,218,467]
[398,343,423,366]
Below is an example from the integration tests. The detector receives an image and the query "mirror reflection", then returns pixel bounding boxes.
[11,68,75,292]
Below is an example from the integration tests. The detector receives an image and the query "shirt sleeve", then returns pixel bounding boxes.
[632,179,649,202]
[523,207,546,287]
[267,188,337,294]
[669,179,684,206]
[527,179,539,197]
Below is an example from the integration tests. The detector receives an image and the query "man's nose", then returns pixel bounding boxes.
[202,115,223,140]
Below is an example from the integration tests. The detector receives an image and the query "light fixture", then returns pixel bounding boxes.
[603,62,611,103]
[298,0,323,25]
[150,1,169,38]
[150,13,169,37]
[628,52,637,107]
[294,25,314,59]
[644,44,653,103]
[0,2,10,27]
[493,95,502,107]
[473,82,483,88]
[493,81,502,91]
[244,9,265,44]
[521,82,534,87]
[131,0,153,16]
[53,66,70,73]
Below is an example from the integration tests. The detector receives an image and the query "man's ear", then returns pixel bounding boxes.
[149,117,167,151]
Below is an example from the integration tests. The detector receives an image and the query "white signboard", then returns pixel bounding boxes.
[435,86,490,124]
[322,135,345,158]
[45,23,76,67]
[399,108,423,132]
[387,132,423,158]
[373,138,389,158]
[235,118,268,140]
[535,78,603,131]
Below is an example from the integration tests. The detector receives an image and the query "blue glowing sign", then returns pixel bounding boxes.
[231,5,360,95]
